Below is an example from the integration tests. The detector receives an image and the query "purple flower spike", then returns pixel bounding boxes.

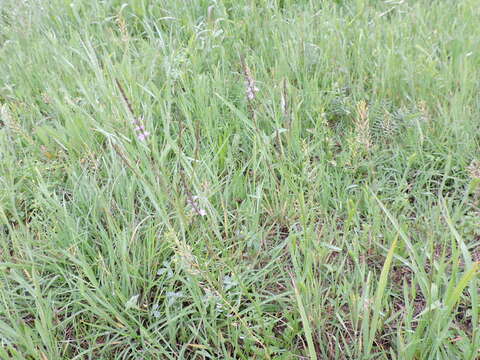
[246,85,259,100]
[137,131,150,141]
[187,196,207,216]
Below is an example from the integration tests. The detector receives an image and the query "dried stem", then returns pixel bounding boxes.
[115,79,136,119]
[115,79,150,141]
[281,78,290,127]
[177,116,204,217]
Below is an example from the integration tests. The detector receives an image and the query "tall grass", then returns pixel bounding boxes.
[1,0,479,358]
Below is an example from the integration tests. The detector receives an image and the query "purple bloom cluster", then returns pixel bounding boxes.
[187,195,207,216]
[133,119,150,141]
[245,73,259,101]
[242,59,259,101]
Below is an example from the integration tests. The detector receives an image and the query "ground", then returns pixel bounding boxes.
[0,0,479,359]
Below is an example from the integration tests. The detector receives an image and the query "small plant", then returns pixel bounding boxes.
[354,100,372,151]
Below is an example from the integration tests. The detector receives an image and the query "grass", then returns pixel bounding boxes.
[1,0,479,358]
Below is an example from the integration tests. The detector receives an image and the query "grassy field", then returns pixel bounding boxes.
[1,0,480,358]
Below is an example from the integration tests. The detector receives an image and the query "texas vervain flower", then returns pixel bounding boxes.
[240,56,258,123]
[187,195,207,216]
[136,129,150,141]
[132,121,150,141]
[115,79,150,141]
[246,82,259,100]
[242,60,259,101]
